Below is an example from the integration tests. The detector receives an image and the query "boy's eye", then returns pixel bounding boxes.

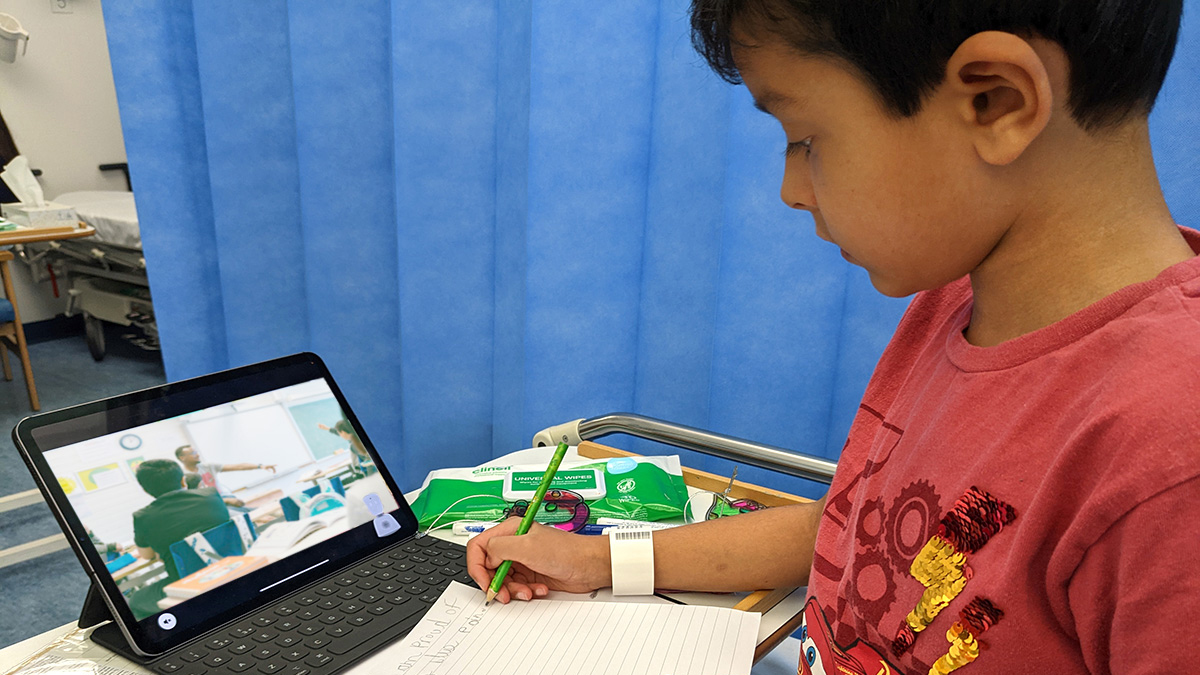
[784,138,812,159]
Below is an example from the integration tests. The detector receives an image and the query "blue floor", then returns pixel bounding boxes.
[0,323,165,648]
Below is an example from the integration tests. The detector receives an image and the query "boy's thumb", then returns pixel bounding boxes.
[485,533,534,568]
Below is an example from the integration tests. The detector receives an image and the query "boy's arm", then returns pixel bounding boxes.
[1069,476,1200,675]
[466,496,824,603]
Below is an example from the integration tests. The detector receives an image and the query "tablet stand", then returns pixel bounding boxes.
[78,582,153,664]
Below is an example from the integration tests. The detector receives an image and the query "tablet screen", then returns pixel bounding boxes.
[14,354,419,655]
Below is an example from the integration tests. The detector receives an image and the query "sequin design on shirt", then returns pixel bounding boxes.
[892,486,1016,657]
[929,597,1004,673]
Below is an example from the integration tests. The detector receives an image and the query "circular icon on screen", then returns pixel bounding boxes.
[119,434,142,450]
[158,613,177,630]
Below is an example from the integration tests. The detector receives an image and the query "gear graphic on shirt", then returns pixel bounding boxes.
[855,497,886,547]
[883,479,941,568]
[848,545,898,631]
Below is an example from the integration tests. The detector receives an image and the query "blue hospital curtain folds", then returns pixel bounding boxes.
[103,1,1200,498]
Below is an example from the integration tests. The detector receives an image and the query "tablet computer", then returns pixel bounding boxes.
[13,352,422,657]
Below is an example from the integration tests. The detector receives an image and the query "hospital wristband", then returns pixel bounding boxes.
[609,527,654,595]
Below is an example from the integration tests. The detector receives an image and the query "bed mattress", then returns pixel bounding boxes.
[53,191,140,249]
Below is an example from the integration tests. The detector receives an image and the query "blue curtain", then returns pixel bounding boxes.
[104,1,1200,498]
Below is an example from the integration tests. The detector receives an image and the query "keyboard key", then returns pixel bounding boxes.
[318,613,343,625]
[202,655,230,668]
[441,567,461,579]
[284,667,310,675]
[371,559,393,569]
[392,562,414,572]
[257,662,285,674]
[342,602,364,615]
[275,634,301,648]
[293,595,318,606]
[252,631,279,643]
[296,625,321,636]
[419,593,441,604]
[406,585,428,595]
[355,579,380,590]
[274,606,296,617]
[409,554,428,563]
[441,550,463,560]
[336,589,360,600]
[315,585,340,595]
[386,594,411,605]
[276,618,300,632]
[375,570,396,581]
[429,557,449,567]
[360,592,383,604]
[227,660,253,673]
[229,643,253,655]
[252,616,277,627]
[413,565,434,576]
[367,604,391,616]
[205,637,233,651]
[155,660,183,673]
[325,626,352,639]
[422,576,442,586]
[283,648,310,662]
[347,615,372,627]
[397,573,418,585]
[388,551,410,561]
[304,653,332,668]
[296,609,321,621]
[305,636,332,650]
[354,568,375,577]
[230,625,256,638]
[180,649,207,663]
[335,575,358,586]
[316,598,342,610]
[379,582,402,593]
[400,544,421,554]
[255,647,280,659]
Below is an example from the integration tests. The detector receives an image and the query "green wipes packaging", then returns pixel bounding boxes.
[408,454,690,531]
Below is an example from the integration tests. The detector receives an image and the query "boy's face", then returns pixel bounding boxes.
[733,34,1009,297]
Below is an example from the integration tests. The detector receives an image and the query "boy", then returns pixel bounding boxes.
[467,1,1199,673]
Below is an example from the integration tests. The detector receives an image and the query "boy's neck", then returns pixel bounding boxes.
[965,120,1194,347]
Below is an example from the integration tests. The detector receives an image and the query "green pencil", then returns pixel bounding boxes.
[485,440,570,605]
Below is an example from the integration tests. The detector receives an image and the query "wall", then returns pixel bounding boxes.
[0,0,126,321]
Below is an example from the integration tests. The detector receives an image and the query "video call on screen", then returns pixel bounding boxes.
[45,379,397,620]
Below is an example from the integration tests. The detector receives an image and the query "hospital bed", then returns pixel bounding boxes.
[14,181,157,360]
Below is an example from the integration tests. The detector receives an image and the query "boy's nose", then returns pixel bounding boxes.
[780,161,816,212]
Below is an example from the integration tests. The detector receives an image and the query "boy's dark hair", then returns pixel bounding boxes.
[136,459,185,498]
[690,0,1183,131]
[174,445,191,459]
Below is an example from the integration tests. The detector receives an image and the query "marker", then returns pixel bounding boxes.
[596,518,681,531]
[452,521,501,536]
[486,441,569,605]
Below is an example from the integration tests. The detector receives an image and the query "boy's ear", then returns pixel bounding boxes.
[944,31,1053,166]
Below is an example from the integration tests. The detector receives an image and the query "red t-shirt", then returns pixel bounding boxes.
[803,230,1200,675]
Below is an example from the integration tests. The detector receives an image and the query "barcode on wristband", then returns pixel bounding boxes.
[612,529,652,542]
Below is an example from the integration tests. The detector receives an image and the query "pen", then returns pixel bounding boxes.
[486,440,569,604]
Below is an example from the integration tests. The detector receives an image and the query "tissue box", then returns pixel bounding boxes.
[1,201,78,228]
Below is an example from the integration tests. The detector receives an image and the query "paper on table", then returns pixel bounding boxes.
[361,582,760,675]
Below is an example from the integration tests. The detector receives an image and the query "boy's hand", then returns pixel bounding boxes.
[465,517,611,604]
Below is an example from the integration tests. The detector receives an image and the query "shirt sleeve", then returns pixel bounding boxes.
[1068,474,1200,675]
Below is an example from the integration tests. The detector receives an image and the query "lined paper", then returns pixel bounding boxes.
[364,582,760,675]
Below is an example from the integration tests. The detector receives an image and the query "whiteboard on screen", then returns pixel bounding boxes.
[184,405,312,492]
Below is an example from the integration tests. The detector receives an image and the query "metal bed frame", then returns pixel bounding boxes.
[533,412,838,484]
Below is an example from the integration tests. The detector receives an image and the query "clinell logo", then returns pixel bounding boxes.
[616,478,636,493]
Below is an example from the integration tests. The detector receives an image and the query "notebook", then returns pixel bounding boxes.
[13,352,474,672]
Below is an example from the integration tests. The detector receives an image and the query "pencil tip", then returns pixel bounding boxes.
[485,589,497,605]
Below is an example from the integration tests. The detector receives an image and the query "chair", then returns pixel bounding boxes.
[168,513,258,579]
[0,249,38,410]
